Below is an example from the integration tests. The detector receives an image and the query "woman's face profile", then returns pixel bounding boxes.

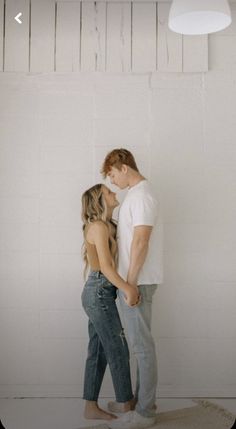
[101,185,119,209]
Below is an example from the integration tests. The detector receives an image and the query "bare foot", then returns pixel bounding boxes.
[125,397,137,411]
[84,402,117,420]
[108,397,137,413]
[132,398,157,411]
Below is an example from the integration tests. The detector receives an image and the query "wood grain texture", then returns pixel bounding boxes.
[132,2,157,72]
[56,1,81,72]
[81,1,106,72]
[0,1,210,74]
[30,0,56,72]
[157,2,182,72]
[106,2,131,72]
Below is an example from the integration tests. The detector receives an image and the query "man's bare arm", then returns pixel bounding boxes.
[127,225,153,286]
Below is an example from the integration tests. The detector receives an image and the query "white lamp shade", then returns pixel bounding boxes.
[168,0,232,35]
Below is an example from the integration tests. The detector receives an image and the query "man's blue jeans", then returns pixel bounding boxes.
[118,284,158,418]
[82,271,133,403]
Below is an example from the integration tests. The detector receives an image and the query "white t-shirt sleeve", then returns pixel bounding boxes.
[131,195,157,227]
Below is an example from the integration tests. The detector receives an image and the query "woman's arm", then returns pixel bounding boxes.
[89,221,139,305]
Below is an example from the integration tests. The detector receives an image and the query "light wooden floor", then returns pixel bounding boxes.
[0,398,235,429]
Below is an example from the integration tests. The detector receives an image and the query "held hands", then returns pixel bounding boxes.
[124,284,141,307]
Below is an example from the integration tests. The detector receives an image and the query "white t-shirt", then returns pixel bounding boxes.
[117,179,163,285]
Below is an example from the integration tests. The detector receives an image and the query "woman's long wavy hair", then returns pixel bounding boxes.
[81,184,117,278]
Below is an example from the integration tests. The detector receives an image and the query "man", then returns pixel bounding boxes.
[101,148,163,429]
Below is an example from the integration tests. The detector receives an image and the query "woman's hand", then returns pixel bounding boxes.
[124,284,141,307]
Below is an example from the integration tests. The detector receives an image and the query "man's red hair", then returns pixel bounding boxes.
[101,148,139,178]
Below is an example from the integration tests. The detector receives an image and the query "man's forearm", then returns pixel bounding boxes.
[127,239,149,285]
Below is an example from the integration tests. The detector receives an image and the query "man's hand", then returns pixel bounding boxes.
[124,284,141,307]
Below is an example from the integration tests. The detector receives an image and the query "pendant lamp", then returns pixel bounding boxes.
[168,0,232,35]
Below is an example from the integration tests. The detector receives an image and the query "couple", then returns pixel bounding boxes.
[81,149,163,429]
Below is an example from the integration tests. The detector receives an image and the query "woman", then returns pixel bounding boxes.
[81,184,139,421]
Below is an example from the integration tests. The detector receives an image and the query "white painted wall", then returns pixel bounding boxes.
[0,27,236,398]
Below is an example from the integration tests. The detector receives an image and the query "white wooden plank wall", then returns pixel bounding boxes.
[81,1,106,72]
[132,2,157,72]
[0,0,3,71]
[157,2,182,72]
[106,2,131,72]
[56,2,81,72]
[0,0,208,73]
[183,35,208,72]
[30,0,56,72]
[4,0,29,72]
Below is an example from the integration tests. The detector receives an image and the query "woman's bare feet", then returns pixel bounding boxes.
[84,401,117,420]
[124,397,137,411]
[107,397,137,413]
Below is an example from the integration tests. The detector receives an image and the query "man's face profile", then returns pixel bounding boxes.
[108,166,128,189]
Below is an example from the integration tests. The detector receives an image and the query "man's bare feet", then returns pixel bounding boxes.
[84,401,117,420]
[108,398,157,413]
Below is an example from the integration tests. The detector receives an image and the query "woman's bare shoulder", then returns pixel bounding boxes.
[87,220,108,238]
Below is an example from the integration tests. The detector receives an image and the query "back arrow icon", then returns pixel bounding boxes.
[15,13,22,24]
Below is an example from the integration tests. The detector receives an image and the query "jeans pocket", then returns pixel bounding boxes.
[96,284,117,313]
[97,282,117,298]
